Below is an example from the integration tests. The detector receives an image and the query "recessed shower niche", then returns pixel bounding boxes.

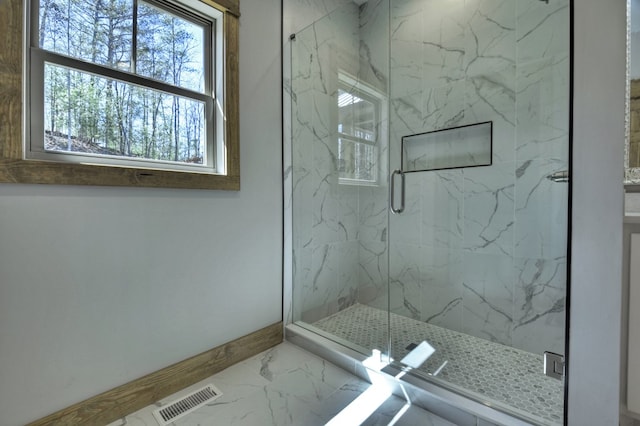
[288,0,570,424]
[402,121,492,172]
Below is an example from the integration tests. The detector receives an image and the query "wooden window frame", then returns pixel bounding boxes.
[0,0,240,190]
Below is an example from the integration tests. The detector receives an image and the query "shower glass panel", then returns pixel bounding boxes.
[290,1,391,356]
[290,0,569,424]
[386,0,569,423]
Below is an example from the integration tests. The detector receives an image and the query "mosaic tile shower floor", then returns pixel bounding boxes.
[313,303,564,426]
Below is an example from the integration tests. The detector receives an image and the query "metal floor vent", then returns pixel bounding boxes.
[152,384,222,425]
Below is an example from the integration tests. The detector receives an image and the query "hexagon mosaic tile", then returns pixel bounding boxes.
[313,304,564,426]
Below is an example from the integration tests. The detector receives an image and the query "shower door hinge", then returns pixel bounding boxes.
[543,351,565,380]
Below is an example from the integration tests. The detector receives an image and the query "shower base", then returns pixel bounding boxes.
[312,303,563,426]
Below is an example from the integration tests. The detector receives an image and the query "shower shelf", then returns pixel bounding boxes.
[401,121,493,173]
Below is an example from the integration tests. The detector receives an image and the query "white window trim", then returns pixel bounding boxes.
[337,72,387,186]
[24,0,226,175]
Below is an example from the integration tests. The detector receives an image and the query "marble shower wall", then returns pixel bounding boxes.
[353,0,391,313]
[386,0,570,355]
[291,2,389,322]
[289,0,569,356]
[283,0,356,326]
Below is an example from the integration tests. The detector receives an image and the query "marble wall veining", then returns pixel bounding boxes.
[283,0,355,327]
[353,0,391,313]
[288,0,570,356]
[291,2,370,322]
[385,0,569,355]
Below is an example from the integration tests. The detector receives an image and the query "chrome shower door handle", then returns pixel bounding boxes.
[390,169,405,214]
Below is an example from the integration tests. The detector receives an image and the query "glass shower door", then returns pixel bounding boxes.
[386,0,570,424]
[290,0,392,359]
[289,0,570,424]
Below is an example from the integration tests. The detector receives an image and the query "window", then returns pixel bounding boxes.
[32,0,221,172]
[0,0,239,189]
[337,73,383,186]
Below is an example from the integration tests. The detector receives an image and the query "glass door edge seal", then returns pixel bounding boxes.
[292,320,382,358]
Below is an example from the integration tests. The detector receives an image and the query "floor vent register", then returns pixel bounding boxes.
[153,384,222,425]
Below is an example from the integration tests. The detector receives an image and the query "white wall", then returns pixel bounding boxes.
[0,0,283,424]
[569,0,625,424]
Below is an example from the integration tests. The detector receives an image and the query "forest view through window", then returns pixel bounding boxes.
[28,0,223,173]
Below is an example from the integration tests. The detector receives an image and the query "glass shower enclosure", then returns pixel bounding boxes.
[289,0,570,424]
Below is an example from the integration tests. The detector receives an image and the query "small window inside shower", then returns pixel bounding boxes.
[337,73,384,185]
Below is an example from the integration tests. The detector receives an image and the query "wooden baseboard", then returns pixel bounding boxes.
[28,322,283,426]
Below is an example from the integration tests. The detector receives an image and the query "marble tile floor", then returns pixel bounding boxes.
[108,341,457,426]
